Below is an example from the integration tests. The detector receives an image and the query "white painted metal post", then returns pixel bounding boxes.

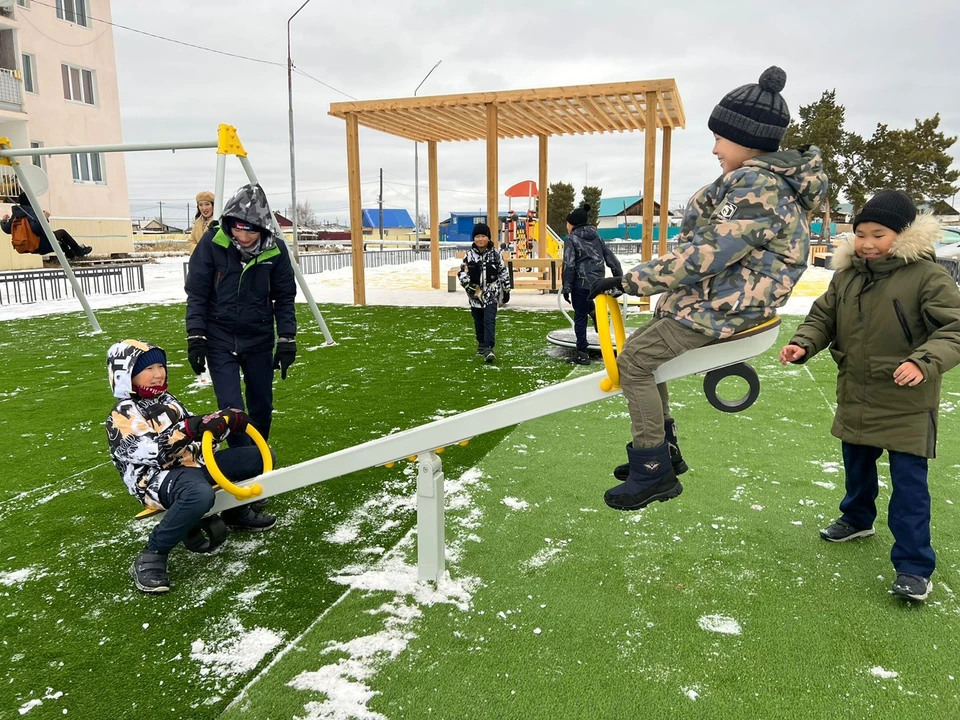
[417,450,445,582]
[9,161,101,333]
[213,153,226,217]
[237,155,335,345]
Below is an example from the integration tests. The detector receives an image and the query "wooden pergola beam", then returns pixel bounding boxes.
[429,140,440,289]
[345,113,365,306]
[642,91,657,262]
[659,126,672,256]
[538,135,548,252]
[486,103,499,238]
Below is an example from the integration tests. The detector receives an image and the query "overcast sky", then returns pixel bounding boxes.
[112,0,960,228]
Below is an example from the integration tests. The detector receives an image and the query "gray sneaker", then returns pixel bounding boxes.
[892,573,933,601]
[819,519,875,543]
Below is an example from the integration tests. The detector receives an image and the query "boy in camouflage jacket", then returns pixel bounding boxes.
[589,66,827,512]
[458,223,511,363]
[106,340,276,594]
[781,191,960,602]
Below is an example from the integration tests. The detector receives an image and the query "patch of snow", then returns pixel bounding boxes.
[191,618,284,682]
[870,666,899,680]
[697,614,742,635]
[501,497,529,511]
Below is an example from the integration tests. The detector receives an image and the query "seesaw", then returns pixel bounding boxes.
[134,297,782,579]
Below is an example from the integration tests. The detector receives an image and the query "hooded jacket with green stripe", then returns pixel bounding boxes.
[185,186,297,353]
[789,215,960,458]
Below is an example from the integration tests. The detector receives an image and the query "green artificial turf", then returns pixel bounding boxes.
[0,302,572,719]
[225,318,960,720]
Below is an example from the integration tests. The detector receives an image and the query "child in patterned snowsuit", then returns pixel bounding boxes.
[589,66,828,512]
[106,339,276,594]
[458,223,511,363]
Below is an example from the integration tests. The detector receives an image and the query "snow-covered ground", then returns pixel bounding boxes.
[0,253,827,322]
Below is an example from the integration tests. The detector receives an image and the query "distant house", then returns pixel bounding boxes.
[362,208,415,239]
[596,196,661,230]
[273,211,293,228]
[135,219,183,234]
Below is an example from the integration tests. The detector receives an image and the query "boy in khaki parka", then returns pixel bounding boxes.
[781,190,960,602]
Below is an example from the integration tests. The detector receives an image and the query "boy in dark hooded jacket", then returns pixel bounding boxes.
[561,203,622,365]
[106,340,276,594]
[185,183,297,446]
[589,66,827,513]
[781,191,960,602]
[1,192,92,259]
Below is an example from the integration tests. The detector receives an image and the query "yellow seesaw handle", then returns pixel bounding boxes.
[595,294,627,392]
[201,422,272,500]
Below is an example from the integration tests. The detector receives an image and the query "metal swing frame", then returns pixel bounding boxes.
[0,124,334,343]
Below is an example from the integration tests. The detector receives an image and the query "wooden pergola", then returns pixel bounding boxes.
[329,79,685,305]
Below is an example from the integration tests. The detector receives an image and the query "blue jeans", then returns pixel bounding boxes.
[207,347,275,447]
[571,288,596,352]
[470,303,498,350]
[148,447,271,554]
[839,442,934,577]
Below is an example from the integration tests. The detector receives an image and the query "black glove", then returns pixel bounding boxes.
[221,408,250,436]
[562,289,571,304]
[185,410,229,441]
[187,334,207,375]
[588,276,625,301]
[273,338,297,380]
[501,290,510,306]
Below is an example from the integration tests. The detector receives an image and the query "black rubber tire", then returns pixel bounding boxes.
[703,363,761,413]
[183,515,228,554]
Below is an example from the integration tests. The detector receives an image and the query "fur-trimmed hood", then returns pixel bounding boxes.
[831,213,941,272]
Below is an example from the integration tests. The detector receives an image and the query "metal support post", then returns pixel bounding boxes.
[416,450,445,583]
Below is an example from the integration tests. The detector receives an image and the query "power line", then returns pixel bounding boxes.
[27,0,355,99]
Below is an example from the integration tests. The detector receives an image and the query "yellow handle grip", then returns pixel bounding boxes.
[595,294,626,392]
[201,423,272,500]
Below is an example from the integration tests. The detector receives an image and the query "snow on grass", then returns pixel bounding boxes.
[190,617,285,688]
[522,538,573,570]
[0,566,46,586]
[870,666,899,680]
[697,615,742,635]
[501,496,530,511]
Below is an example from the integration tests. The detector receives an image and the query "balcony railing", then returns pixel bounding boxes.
[0,66,22,109]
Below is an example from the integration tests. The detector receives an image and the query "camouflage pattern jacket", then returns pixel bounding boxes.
[621,146,827,338]
[458,244,512,308]
[562,224,622,292]
[105,340,203,509]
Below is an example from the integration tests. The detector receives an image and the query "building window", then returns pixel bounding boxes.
[60,63,95,105]
[30,141,45,170]
[17,0,30,8]
[71,152,105,185]
[55,0,89,27]
[22,54,37,94]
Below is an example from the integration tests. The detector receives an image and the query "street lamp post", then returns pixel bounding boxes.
[287,0,314,262]
[414,60,442,252]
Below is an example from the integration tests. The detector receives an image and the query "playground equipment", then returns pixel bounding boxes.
[140,296,781,583]
[0,126,334,343]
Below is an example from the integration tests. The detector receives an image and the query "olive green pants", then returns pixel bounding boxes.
[616,316,712,448]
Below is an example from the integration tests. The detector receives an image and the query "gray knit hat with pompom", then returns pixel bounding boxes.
[708,66,790,152]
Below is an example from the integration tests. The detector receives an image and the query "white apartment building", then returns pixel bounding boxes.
[0,0,131,271]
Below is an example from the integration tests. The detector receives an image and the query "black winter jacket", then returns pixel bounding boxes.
[185,226,297,353]
[561,225,622,292]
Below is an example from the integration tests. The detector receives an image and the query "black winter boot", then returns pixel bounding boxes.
[130,548,170,594]
[614,420,689,481]
[223,504,277,532]
[568,350,591,365]
[605,442,682,511]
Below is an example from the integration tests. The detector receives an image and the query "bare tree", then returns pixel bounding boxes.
[295,200,318,228]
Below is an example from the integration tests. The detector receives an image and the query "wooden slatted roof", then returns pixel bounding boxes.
[328,79,685,143]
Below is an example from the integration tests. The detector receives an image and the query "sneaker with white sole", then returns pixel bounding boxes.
[892,573,933,601]
[819,519,875,543]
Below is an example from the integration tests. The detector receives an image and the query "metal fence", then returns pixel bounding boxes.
[0,264,145,305]
[938,258,960,284]
[183,246,466,281]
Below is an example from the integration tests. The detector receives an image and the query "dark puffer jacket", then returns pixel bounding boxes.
[185,185,297,353]
[562,224,622,293]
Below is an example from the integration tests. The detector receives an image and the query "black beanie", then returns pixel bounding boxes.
[472,223,491,240]
[853,190,917,233]
[566,204,590,227]
[132,347,166,377]
[708,67,791,153]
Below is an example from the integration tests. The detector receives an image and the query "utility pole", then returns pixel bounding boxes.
[186,203,191,233]
[378,167,384,240]
[287,0,314,263]
[159,201,163,228]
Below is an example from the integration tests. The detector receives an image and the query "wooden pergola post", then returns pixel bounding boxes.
[658,126,672,256]
[486,103,499,243]
[345,113,365,306]
[428,140,440,289]
[538,134,548,252]
[642,91,658,263]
